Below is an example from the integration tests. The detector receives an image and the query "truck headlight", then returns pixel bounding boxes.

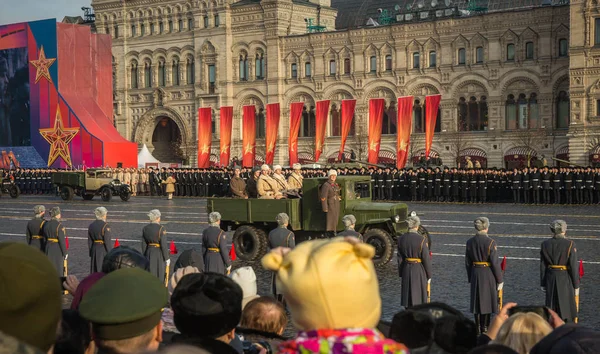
[393,215,401,223]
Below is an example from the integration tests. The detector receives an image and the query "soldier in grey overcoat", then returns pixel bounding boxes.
[202,212,231,275]
[541,220,580,322]
[337,215,362,240]
[141,209,169,281]
[26,205,46,252]
[88,207,113,273]
[268,213,296,300]
[320,169,341,236]
[42,207,68,275]
[465,217,503,334]
[397,215,432,308]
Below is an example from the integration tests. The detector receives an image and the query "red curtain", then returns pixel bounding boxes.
[338,99,356,161]
[288,102,304,166]
[396,96,414,169]
[219,106,233,167]
[265,103,280,165]
[314,100,330,162]
[197,107,212,168]
[368,98,385,164]
[425,95,442,158]
[242,105,256,167]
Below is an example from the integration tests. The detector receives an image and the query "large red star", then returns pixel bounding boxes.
[39,107,80,167]
[29,46,56,84]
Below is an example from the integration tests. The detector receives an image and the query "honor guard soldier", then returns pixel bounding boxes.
[433,167,442,202]
[202,212,231,275]
[88,207,113,273]
[461,170,469,202]
[531,167,541,205]
[541,220,579,322]
[42,207,68,275]
[409,169,418,202]
[142,209,169,281]
[442,167,451,202]
[337,215,362,239]
[595,168,600,203]
[376,168,385,200]
[320,170,341,237]
[465,217,503,335]
[522,167,531,204]
[451,168,460,203]
[268,213,296,300]
[552,168,563,204]
[230,166,248,199]
[511,169,522,204]
[574,168,584,204]
[418,168,427,201]
[397,215,432,308]
[426,168,434,201]
[564,168,574,204]
[584,167,594,204]
[541,167,552,204]
[478,170,487,203]
[26,205,47,251]
[384,167,393,200]
[469,170,478,203]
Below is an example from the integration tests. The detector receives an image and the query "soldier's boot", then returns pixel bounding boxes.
[474,314,482,335]
[482,313,491,334]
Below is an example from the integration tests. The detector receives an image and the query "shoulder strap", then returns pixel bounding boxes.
[567,240,574,259]
[39,220,46,235]
[419,237,425,254]
[285,231,293,247]
[216,230,224,245]
[101,223,108,237]
[487,240,494,257]
[158,226,164,242]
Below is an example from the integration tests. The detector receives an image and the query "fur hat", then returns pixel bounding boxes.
[261,238,379,331]
[169,266,201,296]
[407,215,421,229]
[229,266,260,309]
[474,217,490,231]
[550,220,567,235]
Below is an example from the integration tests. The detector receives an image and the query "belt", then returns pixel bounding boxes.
[513,181,520,183]
[553,180,561,182]
[207,247,220,252]
[576,180,583,182]
[532,179,539,181]
[47,238,58,243]
[93,240,104,244]
[473,261,491,267]
[32,236,43,240]
[148,243,160,247]
[586,180,593,182]
[548,265,567,270]
[404,258,422,263]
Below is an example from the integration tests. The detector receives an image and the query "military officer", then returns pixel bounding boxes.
[272,165,290,194]
[409,169,418,202]
[202,212,231,274]
[511,169,521,204]
[478,170,487,203]
[564,168,574,204]
[384,167,393,200]
[268,213,296,300]
[247,168,261,198]
[257,165,283,199]
[574,168,584,204]
[287,163,304,192]
[397,215,432,308]
[584,167,594,204]
[337,214,362,239]
[552,168,563,205]
[465,217,503,335]
[540,220,580,322]
[42,207,68,275]
[88,207,113,273]
[230,166,248,199]
[442,167,451,202]
[26,205,47,251]
[531,167,541,205]
[141,209,169,281]
[541,167,552,204]
[320,169,341,237]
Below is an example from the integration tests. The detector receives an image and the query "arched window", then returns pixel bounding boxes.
[558,38,568,57]
[291,63,297,78]
[529,93,539,129]
[178,19,183,32]
[214,13,220,27]
[159,22,164,34]
[517,93,528,129]
[114,25,119,38]
[480,96,488,130]
[329,60,336,76]
[330,103,341,136]
[256,54,264,79]
[186,58,195,84]
[256,107,266,138]
[172,60,180,86]
[413,99,424,133]
[140,23,145,36]
[370,56,377,72]
[507,44,515,61]
[203,16,209,28]
[457,97,467,131]
[130,61,138,89]
[458,48,466,65]
[150,23,155,34]
[429,51,436,67]
[556,91,570,129]
[412,52,420,68]
[526,42,534,60]
[301,105,315,137]
[476,47,484,63]
[457,96,488,131]
[305,62,312,77]
[131,24,137,37]
[168,21,173,32]
[144,61,152,88]
[382,101,397,135]
[505,94,517,130]
[158,60,166,87]
[188,18,194,30]
[239,54,248,81]
[385,55,392,71]
[343,58,350,74]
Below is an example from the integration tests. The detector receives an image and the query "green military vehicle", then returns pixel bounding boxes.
[52,169,132,202]
[206,175,429,266]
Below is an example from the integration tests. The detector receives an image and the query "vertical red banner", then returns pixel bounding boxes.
[338,99,356,161]
[197,107,212,168]
[368,98,385,164]
[314,100,330,162]
[219,106,233,167]
[265,103,280,165]
[288,102,304,166]
[425,94,442,158]
[242,105,256,167]
[396,96,414,169]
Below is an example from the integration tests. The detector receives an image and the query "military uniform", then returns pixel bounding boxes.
[26,217,46,252]
[141,223,169,281]
[564,170,573,204]
[553,171,563,204]
[202,226,231,274]
[397,231,432,307]
[531,170,541,204]
[584,170,594,204]
[247,175,259,198]
[257,174,280,199]
[287,172,303,190]
[320,180,341,233]
[541,170,552,204]
[268,226,296,296]
[230,176,247,198]
[337,229,362,238]
[522,170,531,204]
[511,172,521,203]
[42,219,68,275]
[88,220,113,273]
[575,171,584,204]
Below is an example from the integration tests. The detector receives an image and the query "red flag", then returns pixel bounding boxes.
[368,98,385,164]
[169,240,178,255]
[65,236,69,250]
[288,102,304,165]
[396,96,414,169]
[197,107,212,168]
[579,259,584,278]
[219,106,233,167]
[314,100,330,162]
[242,105,256,167]
[338,99,356,161]
[265,103,280,165]
[229,243,237,261]
[114,238,120,248]
[501,256,507,272]
[425,95,442,158]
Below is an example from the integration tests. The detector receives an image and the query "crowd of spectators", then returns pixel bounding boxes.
[1,237,600,354]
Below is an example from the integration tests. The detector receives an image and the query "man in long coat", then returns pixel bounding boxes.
[465,217,503,335]
[397,215,432,308]
[268,213,296,300]
[287,163,304,191]
[26,205,46,251]
[257,164,283,199]
[230,166,248,198]
[141,209,169,281]
[540,220,579,322]
[88,207,113,273]
[42,206,68,275]
[320,169,341,236]
[202,212,231,274]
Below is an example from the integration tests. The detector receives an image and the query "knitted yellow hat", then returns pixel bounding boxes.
[262,237,381,331]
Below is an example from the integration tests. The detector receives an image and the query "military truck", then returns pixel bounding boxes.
[0,171,20,198]
[52,169,132,202]
[206,175,429,266]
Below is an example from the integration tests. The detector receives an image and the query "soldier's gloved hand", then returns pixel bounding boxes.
[497,282,504,291]
[541,287,546,292]
[575,288,580,296]
[427,279,431,284]
[166,259,171,266]
[64,254,68,260]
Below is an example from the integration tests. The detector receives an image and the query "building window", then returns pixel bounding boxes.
[343,58,350,74]
[382,101,397,135]
[186,59,194,84]
[556,91,569,129]
[172,60,179,86]
[413,99,424,133]
[114,26,119,38]
[130,62,138,88]
[505,93,538,130]
[208,64,216,93]
[215,14,220,27]
[131,25,137,37]
[558,38,568,57]
[144,62,152,88]
[168,21,173,32]
[429,51,436,67]
[178,19,183,32]
[458,96,488,131]
[158,61,165,87]
[505,94,517,130]
[159,22,164,34]
[507,44,515,61]
[188,18,194,30]
[458,48,466,65]
[256,54,264,79]
[256,108,265,138]
[526,42,534,60]
[385,55,392,71]
[305,62,311,77]
[239,55,248,81]
[301,105,316,137]
[150,23,155,35]
[204,16,209,28]
[330,103,341,136]
[329,60,336,76]
[476,47,484,63]
[140,23,145,36]
[291,63,297,78]
[412,52,420,69]
[596,18,600,45]
[370,56,377,72]
[597,99,600,116]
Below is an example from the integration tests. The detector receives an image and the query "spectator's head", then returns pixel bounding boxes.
[550,220,567,236]
[493,313,552,354]
[230,266,260,309]
[171,273,243,343]
[209,212,221,227]
[174,249,204,272]
[148,209,161,223]
[94,207,108,221]
[169,266,201,296]
[262,238,379,331]
[34,205,45,218]
[54,310,94,354]
[240,297,287,336]
[0,243,61,352]
[50,206,61,220]
[79,268,168,354]
[70,272,106,310]
[102,245,149,273]
[407,215,421,230]
[342,214,356,230]
[276,213,289,228]
[474,217,490,232]
[530,324,600,354]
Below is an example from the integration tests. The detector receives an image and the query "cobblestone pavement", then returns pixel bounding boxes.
[1,195,599,328]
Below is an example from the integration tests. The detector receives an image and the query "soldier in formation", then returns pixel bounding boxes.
[337,214,362,239]
[26,205,46,251]
[202,212,231,275]
[397,215,432,308]
[88,207,112,273]
[268,213,296,301]
[42,206,68,275]
[141,209,169,281]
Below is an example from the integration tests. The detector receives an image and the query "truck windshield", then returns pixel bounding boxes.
[346,182,370,200]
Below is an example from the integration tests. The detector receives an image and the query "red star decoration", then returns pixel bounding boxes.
[39,107,80,167]
[29,46,56,84]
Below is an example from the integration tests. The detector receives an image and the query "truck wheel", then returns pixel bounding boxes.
[233,225,268,262]
[9,185,20,199]
[100,187,112,202]
[60,186,74,201]
[363,228,393,267]
[418,225,432,251]
[82,194,94,200]
[120,191,131,201]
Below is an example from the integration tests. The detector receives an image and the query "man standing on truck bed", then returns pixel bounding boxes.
[320,169,341,237]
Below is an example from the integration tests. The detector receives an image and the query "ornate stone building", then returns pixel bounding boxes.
[91,0,598,167]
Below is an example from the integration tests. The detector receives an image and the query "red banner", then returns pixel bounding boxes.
[265,103,280,165]
[219,106,233,167]
[242,105,256,167]
[197,107,212,168]
[338,99,356,161]
[288,102,304,166]
[368,98,385,164]
[425,94,442,158]
[396,96,414,169]
[314,100,330,162]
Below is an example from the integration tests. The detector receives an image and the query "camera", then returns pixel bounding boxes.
[242,340,273,354]
[508,306,551,323]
